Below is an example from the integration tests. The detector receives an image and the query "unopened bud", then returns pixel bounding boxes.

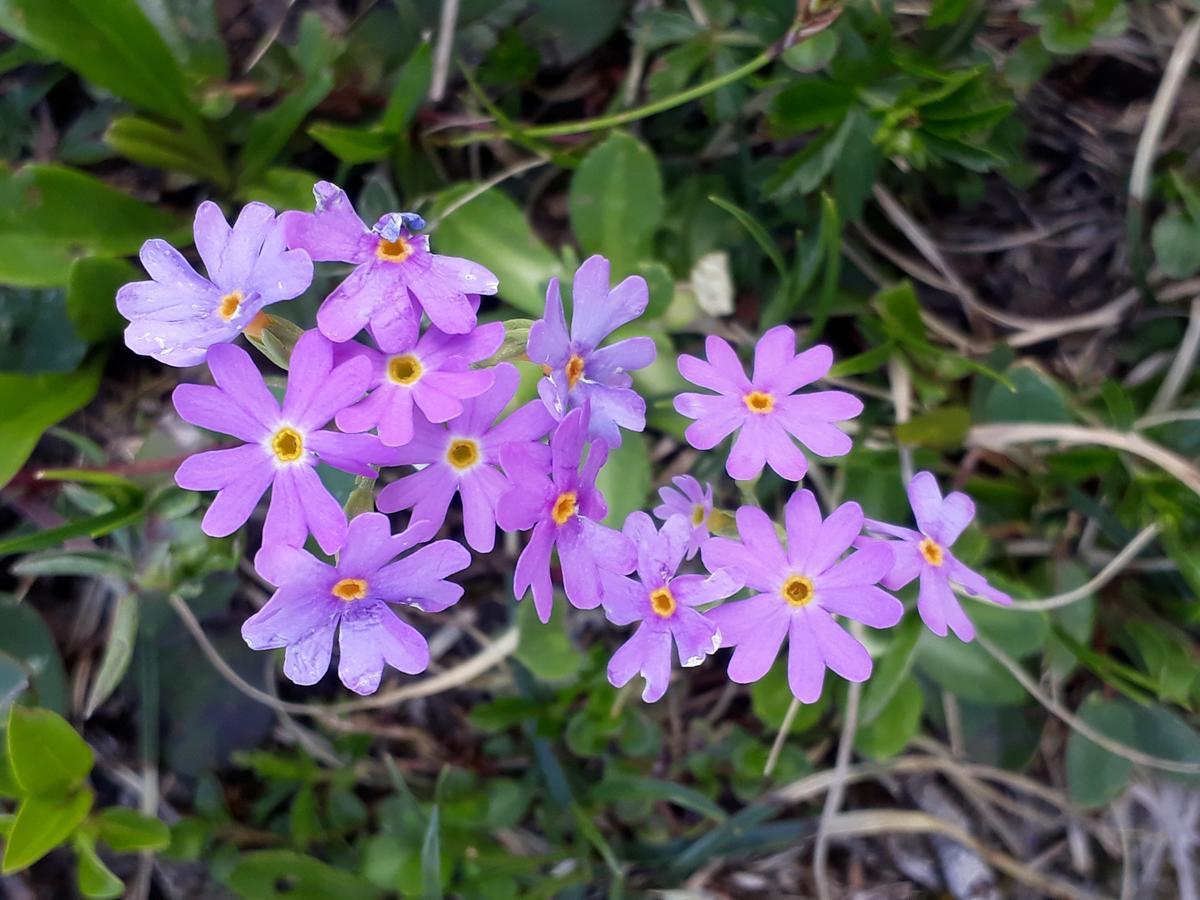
[476,319,534,367]
[245,314,305,370]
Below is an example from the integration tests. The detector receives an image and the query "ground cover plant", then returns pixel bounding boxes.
[1,0,1200,897]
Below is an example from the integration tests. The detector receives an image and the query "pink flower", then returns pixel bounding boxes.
[863,471,1012,642]
[703,491,901,702]
[674,325,861,482]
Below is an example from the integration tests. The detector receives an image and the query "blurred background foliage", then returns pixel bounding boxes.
[1,0,1200,897]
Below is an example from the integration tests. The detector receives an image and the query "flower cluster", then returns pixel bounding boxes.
[121,184,1012,702]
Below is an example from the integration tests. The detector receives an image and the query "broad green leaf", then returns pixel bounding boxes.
[859,614,923,725]
[429,186,563,316]
[0,655,27,720]
[226,850,384,900]
[307,123,395,165]
[1066,692,1134,807]
[514,597,581,684]
[596,434,651,528]
[236,167,324,213]
[895,406,971,449]
[974,362,1072,424]
[0,166,182,288]
[7,705,93,795]
[65,258,137,344]
[74,832,123,899]
[104,116,229,186]
[1152,212,1200,279]
[0,0,199,128]
[94,806,169,854]
[0,599,66,713]
[768,80,854,134]
[855,676,923,760]
[1,788,92,873]
[382,41,433,132]
[569,132,663,275]
[915,631,1026,706]
[781,30,839,71]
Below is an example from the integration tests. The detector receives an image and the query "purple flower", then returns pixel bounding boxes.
[496,407,636,623]
[118,201,313,366]
[674,326,862,482]
[527,255,656,447]
[173,330,391,553]
[333,320,505,447]
[862,471,1012,642]
[242,512,470,695]
[702,491,902,702]
[377,363,556,553]
[601,513,741,702]
[652,474,716,559]
[281,182,498,350]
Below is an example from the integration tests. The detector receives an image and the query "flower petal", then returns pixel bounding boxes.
[805,607,872,682]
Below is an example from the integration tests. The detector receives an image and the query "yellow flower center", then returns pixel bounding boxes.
[649,587,676,618]
[919,537,944,567]
[691,504,707,526]
[387,354,423,385]
[744,390,775,414]
[217,290,243,321]
[566,354,585,389]
[331,578,368,601]
[781,575,815,607]
[271,427,304,463]
[376,237,413,262]
[446,438,480,470]
[551,491,577,525]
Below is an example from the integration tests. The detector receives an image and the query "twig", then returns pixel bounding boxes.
[813,659,863,900]
[764,697,801,777]
[429,0,460,102]
[1129,15,1200,205]
[967,422,1200,499]
[822,810,1088,899]
[970,523,1161,612]
[1148,296,1200,414]
[975,632,1200,775]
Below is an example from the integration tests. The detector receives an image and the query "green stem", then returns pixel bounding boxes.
[445,25,801,146]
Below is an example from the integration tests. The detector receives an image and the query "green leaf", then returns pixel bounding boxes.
[592,775,726,822]
[226,850,384,900]
[1066,692,1134,807]
[2,788,92,873]
[810,192,841,337]
[420,805,441,900]
[73,832,123,899]
[82,595,137,724]
[768,80,854,134]
[859,614,923,725]
[708,195,787,282]
[104,116,229,186]
[0,0,200,129]
[238,12,339,183]
[0,166,183,287]
[596,434,651,528]
[568,132,664,276]
[0,600,66,713]
[895,406,971,449]
[94,807,169,853]
[7,705,93,796]
[429,186,563,316]
[1152,212,1200,279]
[514,598,581,684]
[855,676,923,760]
[307,123,395,165]
[915,630,1026,706]
[382,41,433,133]
[974,362,1072,424]
[65,258,137,344]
